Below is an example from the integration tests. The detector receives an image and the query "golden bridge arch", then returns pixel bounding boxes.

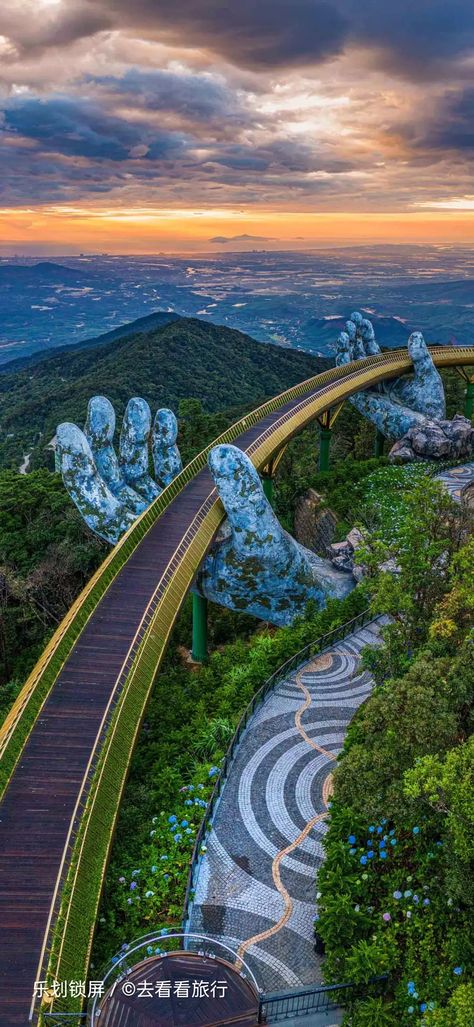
[0,346,473,1025]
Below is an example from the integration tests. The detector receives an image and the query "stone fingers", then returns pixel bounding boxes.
[56,423,136,544]
[152,409,183,488]
[85,396,147,516]
[119,398,161,503]
[336,331,352,366]
[208,444,283,548]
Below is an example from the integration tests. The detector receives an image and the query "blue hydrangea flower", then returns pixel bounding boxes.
[349,848,357,855]
[360,855,368,865]
[160,928,168,936]
[379,840,386,848]
[412,826,420,835]
[130,882,138,891]
[390,838,397,846]
[420,1004,427,1013]
[404,890,412,898]
[393,891,402,900]
[160,855,168,861]
[368,826,375,833]
[348,834,356,844]
[174,833,182,842]
[181,820,189,827]
[168,815,177,824]
[367,850,375,859]
[380,850,387,859]
[208,766,219,777]
[453,967,463,975]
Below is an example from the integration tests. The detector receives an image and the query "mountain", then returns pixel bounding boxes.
[0,310,181,375]
[0,316,329,470]
[304,313,417,353]
[0,261,95,285]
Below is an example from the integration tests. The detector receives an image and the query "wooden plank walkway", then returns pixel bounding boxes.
[0,387,327,1026]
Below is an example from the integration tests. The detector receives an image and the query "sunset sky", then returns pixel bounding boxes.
[0,0,473,253]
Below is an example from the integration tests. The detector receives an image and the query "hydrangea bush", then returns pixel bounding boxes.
[316,506,474,1025]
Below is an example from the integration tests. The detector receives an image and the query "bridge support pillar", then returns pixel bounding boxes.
[192,593,208,663]
[465,380,474,421]
[261,475,274,506]
[374,429,385,458]
[318,428,332,473]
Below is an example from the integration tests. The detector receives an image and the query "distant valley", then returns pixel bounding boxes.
[0,246,472,366]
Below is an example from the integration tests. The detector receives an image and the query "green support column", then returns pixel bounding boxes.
[465,380,474,421]
[374,429,385,458]
[54,445,61,473]
[192,593,208,663]
[318,427,332,473]
[261,475,274,506]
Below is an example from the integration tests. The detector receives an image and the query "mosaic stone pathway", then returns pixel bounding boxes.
[187,461,474,994]
[436,461,474,502]
[188,615,391,993]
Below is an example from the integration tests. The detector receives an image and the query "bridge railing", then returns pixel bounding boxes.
[0,350,392,798]
[259,976,388,1022]
[3,345,473,799]
[182,605,375,927]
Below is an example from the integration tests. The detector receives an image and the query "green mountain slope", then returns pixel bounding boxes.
[0,316,329,469]
[0,310,181,375]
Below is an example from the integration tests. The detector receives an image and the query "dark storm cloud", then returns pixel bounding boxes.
[7,0,472,80]
[86,69,245,122]
[412,88,474,152]
[201,140,354,175]
[2,95,190,161]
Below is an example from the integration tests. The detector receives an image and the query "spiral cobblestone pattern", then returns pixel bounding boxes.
[188,616,391,992]
[436,461,474,501]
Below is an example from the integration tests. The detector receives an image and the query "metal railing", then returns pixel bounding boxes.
[182,605,375,926]
[259,976,388,1022]
[14,345,474,1022]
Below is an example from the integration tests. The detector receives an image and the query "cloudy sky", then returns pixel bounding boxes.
[0,0,473,252]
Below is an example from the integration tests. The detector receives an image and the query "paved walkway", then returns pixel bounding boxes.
[437,460,474,501]
[187,616,390,993]
[187,461,474,996]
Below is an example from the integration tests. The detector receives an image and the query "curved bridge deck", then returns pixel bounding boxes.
[0,347,473,1025]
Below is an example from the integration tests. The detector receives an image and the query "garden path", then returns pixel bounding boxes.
[187,615,390,993]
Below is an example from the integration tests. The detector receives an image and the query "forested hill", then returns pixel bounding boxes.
[0,316,329,469]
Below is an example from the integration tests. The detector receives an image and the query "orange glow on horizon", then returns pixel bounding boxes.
[1,205,473,254]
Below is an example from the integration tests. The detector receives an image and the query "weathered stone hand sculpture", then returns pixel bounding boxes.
[57,397,353,626]
[196,444,353,624]
[57,395,182,543]
[337,312,474,462]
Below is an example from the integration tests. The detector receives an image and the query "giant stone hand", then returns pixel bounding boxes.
[196,444,352,624]
[57,398,353,627]
[337,313,473,462]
